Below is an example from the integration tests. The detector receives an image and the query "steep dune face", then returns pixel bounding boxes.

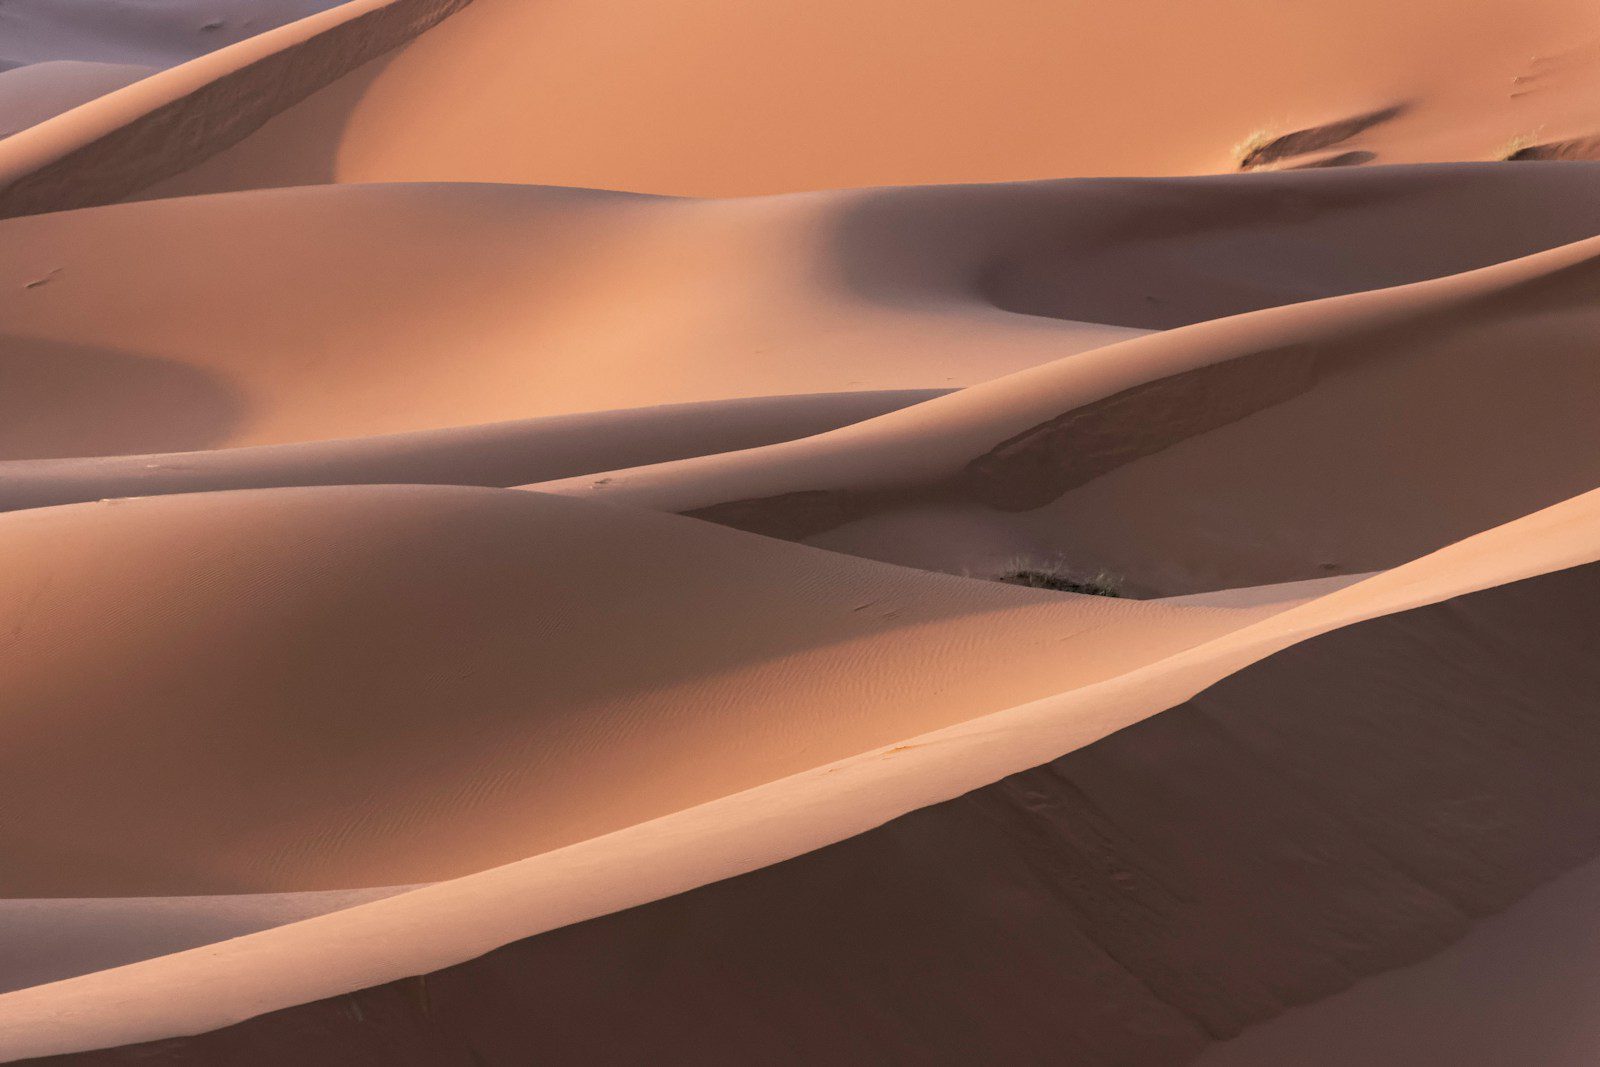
[6,486,1597,1063]
[21,559,1600,1066]
[131,0,1600,198]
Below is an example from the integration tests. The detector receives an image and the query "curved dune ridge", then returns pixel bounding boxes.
[3,1,1600,1065]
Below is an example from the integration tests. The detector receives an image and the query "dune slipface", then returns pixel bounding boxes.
[2,2,1600,1065]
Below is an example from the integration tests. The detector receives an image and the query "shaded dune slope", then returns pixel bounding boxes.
[3,164,1597,468]
[0,483,1269,896]
[0,0,473,218]
[540,199,1600,593]
[4,1,1600,1062]
[0,887,415,997]
[0,390,945,515]
[25,561,1600,1066]
[4,486,1596,1061]
[1,0,348,69]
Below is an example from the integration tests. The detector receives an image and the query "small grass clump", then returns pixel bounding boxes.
[1496,129,1545,161]
[1232,128,1275,169]
[995,559,1123,598]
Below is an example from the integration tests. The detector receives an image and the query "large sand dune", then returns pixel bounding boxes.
[0,483,1283,896]
[122,0,1600,198]
[531,177,1600,593]
[4,0,1600,1063]
[0,0,347,139]
[33,553,1596,1065]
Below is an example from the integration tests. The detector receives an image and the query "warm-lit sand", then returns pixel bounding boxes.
[3,1,1600,1063]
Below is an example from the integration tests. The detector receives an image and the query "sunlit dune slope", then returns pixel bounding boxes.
[0,483,1269,895]
[8,484,1599,1063]
[535,181,1600,593]
[137,0,1600,198]
[51,559,1598,1067]
[4,164,1597,462]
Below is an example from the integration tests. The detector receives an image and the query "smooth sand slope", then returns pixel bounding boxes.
[0,179,1147,456]
[0,391,947,515]
[0,483,1280,896]
[131,0,1600,198]
[0,886,415,996]
[5,154,1600,1067]
[1,0,347,69]
[4,0,1600,1062]
[0,0,347,139]
[531,175,1600,594]
[3,163,1597,460]
[46,559,1599,1066]
[1196,854,1600,1067]
[5,0,1600,215]
[5,484,1599,1063]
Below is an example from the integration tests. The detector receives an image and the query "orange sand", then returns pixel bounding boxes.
[3,1,1600,1063]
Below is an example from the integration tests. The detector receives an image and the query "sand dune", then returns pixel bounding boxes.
[0,0,348,140]
[122,0,1600,199]
[1196,854,1600,1067]
[0,391,944,514]
[55,557,1598,1065]
[0,63,156,141]
[0,181,1144,455]
[534,184,1600,593]
[5,481,1598,1062]
[1,0,346,69]
[0,483,1284,896]
[4,164,1598,464]
[4,0,1600,1062]
[0,886,415,996]
[4,0,1600,215]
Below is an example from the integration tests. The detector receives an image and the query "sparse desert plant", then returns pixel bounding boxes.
[1496,131,1542,160]
[1232,128,1275,169]
[994,558,1123,597]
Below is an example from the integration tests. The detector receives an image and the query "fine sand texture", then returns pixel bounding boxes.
[5,2,1600,1064]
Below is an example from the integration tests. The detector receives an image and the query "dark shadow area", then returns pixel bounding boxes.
[1287,150,1376,169]
[0,389,948,513]
[0,0,471,217]
[0,335,242,459]
[37,562,1600,1065]
[1237,105,1406,170]
[826,163,1600,332]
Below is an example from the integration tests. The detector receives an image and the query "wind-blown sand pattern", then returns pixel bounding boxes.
[2,2,1600,1064]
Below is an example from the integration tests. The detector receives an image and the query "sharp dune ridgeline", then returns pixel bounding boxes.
[3,2,1600,1065]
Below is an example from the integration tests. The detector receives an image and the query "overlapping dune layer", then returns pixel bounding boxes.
[3,1,1600,1064]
